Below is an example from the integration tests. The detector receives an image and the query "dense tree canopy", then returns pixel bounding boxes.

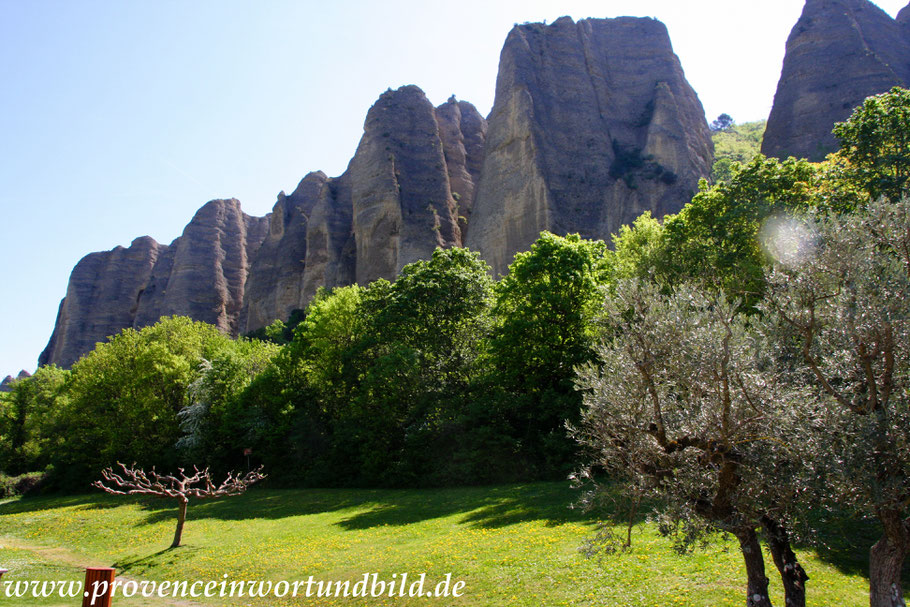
[833,86,910,202]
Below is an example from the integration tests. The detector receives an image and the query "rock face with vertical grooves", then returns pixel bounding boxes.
[763,0,910,161]
[39,236,166,368]
[239,172,328,332]
[40,199,268,368]
[465,16,713,276]
[349,86,460,285]
[435,95,487,241]
[38,14,720,367]
[240,86,486,333]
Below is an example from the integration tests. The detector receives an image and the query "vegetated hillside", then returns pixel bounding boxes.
[711,119,766,182]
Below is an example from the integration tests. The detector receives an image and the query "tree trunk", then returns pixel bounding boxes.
[171,497,189,548]
[869,510,909,607]
[736,526,774,607]
[761,516,808,607]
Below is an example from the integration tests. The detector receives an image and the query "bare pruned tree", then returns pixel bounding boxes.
[94,463,266,548]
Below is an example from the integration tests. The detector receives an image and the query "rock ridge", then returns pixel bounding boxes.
[39,14,714,366]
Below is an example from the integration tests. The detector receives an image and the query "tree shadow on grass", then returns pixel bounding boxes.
[0,494,117,515]
[112,546,202,575]
[2,484,895,584]
[334,484,605,530]
[128,482,604,532]
[793,509,910,583]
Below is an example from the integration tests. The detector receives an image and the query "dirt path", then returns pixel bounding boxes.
[0,535,202,606]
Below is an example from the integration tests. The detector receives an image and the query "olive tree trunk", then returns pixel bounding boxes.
[736,527,774,607]
[869,510,909,607]
[761,516,808,607]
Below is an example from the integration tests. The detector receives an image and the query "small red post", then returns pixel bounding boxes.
[82,567,115,607]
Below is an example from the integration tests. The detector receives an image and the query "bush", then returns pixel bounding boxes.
[0,471,47,497]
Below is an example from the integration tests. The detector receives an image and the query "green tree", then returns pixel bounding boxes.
[710,112,734,132]
[611,212,665,281]
[488,232,612,475]
[833,86,910,202]
[270,249,495,486]
[762,197,910,607]
[176,338,279,470]
[350,248,494,484]
[659,155,820,304]
[711,119,766,182]
[575,280,810,607]
[0,365,69,475]
[56,316,237,486]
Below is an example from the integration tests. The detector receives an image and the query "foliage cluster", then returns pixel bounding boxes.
[711,117,766,182]
[0,241,612,489]
[576,88,910,607]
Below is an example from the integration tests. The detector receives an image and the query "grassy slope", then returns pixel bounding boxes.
[0,483,870,606]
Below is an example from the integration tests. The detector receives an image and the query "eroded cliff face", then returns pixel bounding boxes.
[0,371,31,393]
[763,0,910,161]
[40,199,268,368]
[40,15,716,366]
[240,172,328,333]
[240,86,486,333]
[465,16,713,276]
[39,236,165,368]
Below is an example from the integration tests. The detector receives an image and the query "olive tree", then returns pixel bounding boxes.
[574,281,809,607]
[762,197,910,607]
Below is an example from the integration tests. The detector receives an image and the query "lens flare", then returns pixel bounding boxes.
[759,215,816,268]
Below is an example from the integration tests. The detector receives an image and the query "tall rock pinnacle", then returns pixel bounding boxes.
[763,0,910,161]
[465,16,713,275]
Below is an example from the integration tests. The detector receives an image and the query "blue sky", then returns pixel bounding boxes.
[1,0,906,375]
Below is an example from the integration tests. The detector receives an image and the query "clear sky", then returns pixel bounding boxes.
[1,0,907,375]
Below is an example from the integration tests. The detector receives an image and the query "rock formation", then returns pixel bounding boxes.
[763,0,910,161]
[240,172,329,333]
[465,16,713,275]
[0,371,31,393]
[39,15,715,366]
[239,86,486,334]
[40,199,268,368]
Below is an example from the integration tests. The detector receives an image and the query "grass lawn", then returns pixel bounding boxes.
[0,483,875,606]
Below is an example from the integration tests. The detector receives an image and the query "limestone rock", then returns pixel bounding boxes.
[135,198,269,335]
[239,172,328,333]
[0,371,31,393]
[763,0,910,161]
[39,236,165,368]
[300,173,356,306]
[40,200,268,368]
[41,15,720,364]
[435,96,487,241]
[349,85,461,284]
[240,87,486,333]
[465,16,713,275]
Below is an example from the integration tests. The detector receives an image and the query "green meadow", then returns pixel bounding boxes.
[0,483,872,606]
